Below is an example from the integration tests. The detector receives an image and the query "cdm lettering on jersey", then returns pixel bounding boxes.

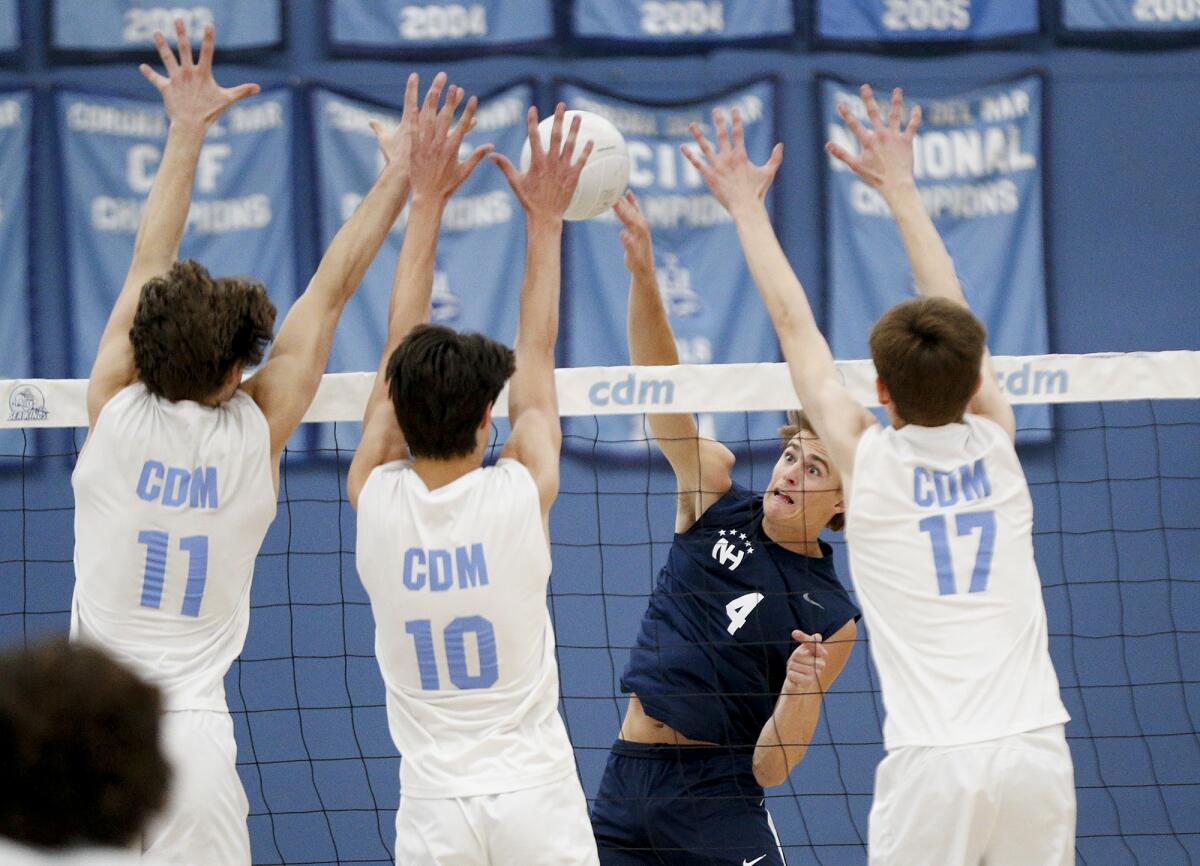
[403,544,490,592]
[135,460,219,509]
[913,458,992,508]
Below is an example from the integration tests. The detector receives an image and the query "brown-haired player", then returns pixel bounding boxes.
[71,21,450,864]
[0,641,170,864]
[589,192,860,866]
[683,85,1074,865]
[347,103,599,864]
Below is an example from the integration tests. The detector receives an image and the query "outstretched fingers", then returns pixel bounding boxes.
[679,141,712,182]
[419,72,448,142]
[561,113,583,163]
[547,102,566,160]
[452,95,479,144]
[400,73,420,126]
[904,103,923,141]
[571,137,594,171]
[152,30,179,76]
[713,108,730,153]
[139,63,169,93]
[861,83,883,130]
[436,85,463,139]
[824,140,860,172]
[687,121,718,165]
[525,105,543,163]
[175,19,194,69]
[197,23,215,72]
[837,102,869,145]
[889,87,903,130]
[731,107,745,151]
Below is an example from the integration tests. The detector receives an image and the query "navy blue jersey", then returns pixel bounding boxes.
[621,483,860,747]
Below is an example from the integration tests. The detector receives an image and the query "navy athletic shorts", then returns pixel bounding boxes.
[590,740,786,866]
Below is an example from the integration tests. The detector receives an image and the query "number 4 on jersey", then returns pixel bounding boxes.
[726,592,764,635]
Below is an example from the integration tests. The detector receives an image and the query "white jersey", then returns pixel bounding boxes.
[846,415,1068,751]
[72,383,276,713]
[355,458,576,799]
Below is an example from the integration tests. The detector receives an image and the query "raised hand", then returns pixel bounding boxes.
[138,20,260,129]
[369,72,423,173]
[613,191,653,276]
[408,77,492,203]
[491,103,594,224]
[826,84,922,194]
[682,107,783,217]
[781,630,828,697]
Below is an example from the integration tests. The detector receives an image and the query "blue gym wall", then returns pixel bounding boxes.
[1,1,1198,864]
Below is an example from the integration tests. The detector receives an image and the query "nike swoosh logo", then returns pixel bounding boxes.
[743,857,768,866]
[803,592,824,609]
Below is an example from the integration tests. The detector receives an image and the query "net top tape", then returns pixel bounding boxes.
[3,351,1198,429]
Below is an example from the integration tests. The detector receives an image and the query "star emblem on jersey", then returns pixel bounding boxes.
[712,527,755,571]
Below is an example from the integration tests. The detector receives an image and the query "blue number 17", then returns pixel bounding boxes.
[918,511,996,596]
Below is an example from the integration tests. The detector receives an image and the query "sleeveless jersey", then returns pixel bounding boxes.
[355,458,576,799]
[846,415,1069,750]
[71,383,276,713]
[621,483,860,747]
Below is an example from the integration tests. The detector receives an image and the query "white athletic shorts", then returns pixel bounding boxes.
[395,773,600,865]
[142,710,251,866]
[868,724,1075,866]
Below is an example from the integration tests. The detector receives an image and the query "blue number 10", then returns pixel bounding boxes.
[405,616,499,690]
[137,531,209,617]
[918,511,996,596]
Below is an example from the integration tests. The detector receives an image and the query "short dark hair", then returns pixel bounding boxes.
[869,297,987,426]
[778,410,844,532]
[131,259,276,403]
[387,324,516,460]
[0,641,169,849]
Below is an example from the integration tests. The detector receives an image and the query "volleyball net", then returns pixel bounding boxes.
[2,351,1198,865]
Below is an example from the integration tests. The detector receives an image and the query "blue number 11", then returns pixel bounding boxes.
[918,511,996,596]
[137,531,210,617]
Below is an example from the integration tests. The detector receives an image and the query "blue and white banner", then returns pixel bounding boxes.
[822,76,1050,440]
[816,0,1039,42]
[52,0,282,51]
[1061,0,1200,34]
[329,0,554,50]
[312,83,531,447]
[0,91,31,382]
[0,0,18,52]
[572,0,794,43]
[562,80,782,450]
[58,89,295,377]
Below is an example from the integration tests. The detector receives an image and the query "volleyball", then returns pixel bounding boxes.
[520,109,630,221]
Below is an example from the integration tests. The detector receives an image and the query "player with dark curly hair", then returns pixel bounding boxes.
[0,640,170,862]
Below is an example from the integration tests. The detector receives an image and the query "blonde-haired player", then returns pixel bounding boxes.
[683,86,1075,865]
[348,104,598,863]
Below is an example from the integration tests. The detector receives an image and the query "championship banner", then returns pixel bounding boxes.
[816,0,1039,42]
[561,79,781,450]
[58,88,296,377]
[822,75,1050,440]
[0,0,18,52]
[52,0,282,52]
[572,0,795,43]
[328,0,554,51]
[0,91,31,383]
[311,83,531,448]
[1060,0,1200,36]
